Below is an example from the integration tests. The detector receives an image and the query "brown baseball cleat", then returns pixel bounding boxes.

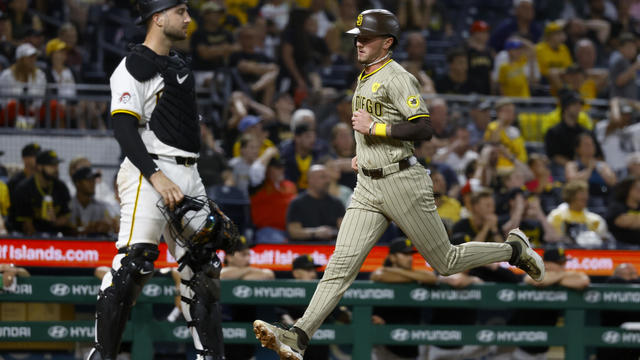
[506,228,545,281]
[253,320,305,360]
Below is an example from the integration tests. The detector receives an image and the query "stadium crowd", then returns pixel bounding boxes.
[1,0,640,359]
[1,0,640,251]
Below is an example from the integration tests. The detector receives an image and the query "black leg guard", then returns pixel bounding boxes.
[92,244,159,360]
[181,255,225,359]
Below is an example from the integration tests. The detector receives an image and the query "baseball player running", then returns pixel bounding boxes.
[253,9,546,360]
[87,1,227,359]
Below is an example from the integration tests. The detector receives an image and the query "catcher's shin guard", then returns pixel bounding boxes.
[180,258,225,359]
[92,244,159,359]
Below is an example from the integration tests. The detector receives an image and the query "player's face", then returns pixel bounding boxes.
[355,35,392,65]
[162,5,191,41]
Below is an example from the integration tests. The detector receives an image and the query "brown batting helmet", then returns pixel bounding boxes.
[346,9,400,43]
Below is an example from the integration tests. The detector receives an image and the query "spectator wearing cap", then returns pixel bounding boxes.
[370,238,436,360]
[220,236,274,360]
[190,1,238,84]
[561,64,591,109]
[286,164,344,242]
[435,47,473,95]
[606,177,640,247]
[597,263,640,359]
[7,142,40,195]
[544,90,601,179]
[537,21,573,94]
[45,38,77,126]
[400,32,436,95]
[249,147,297,244]
[547,180,609,247]
[232,114,276,158]
[65,156,118,215]
[609,32,640,100]
[466,20,493,95]
[70,166,115,237]
[495,37,539,97]
[12,149,71,236]
[489,0,542,51]
[280,120,323,190]
[0,42,50,127]
[484,98,528,170]
[228,24,279,106]
[505,246,589,359]
[467,99,492,149]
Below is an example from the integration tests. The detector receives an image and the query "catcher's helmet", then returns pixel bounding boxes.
[346,9,400,42]
[157,195,241,253]
[135,0,187,25]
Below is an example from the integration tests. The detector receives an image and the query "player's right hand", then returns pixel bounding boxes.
[351,156,358,172]
[149,171,184,211]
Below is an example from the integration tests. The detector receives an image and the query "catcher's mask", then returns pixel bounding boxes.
[157,195,239,251]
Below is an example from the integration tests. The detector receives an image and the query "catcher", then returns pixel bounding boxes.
[88,195,240,360]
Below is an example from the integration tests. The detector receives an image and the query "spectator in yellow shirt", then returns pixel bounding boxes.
[484,98,528,168]
[497,39,538,97]
[536,21,573,92]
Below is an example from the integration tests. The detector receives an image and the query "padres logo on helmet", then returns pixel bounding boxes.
[346,9,400,44]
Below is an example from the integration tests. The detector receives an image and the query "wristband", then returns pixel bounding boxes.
[373,123,387,137]
[368,121,375,135]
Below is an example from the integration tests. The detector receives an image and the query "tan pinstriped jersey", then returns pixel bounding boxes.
[353,59,430,169]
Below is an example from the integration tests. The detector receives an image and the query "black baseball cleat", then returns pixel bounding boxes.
[506,228,545,281]
[253,320,305,360]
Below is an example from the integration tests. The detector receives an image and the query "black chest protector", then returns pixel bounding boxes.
[125,44,200,153]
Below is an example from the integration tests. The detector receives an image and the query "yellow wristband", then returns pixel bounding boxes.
[373,123,387,137]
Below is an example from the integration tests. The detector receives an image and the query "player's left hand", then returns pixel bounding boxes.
[351,110,373,135]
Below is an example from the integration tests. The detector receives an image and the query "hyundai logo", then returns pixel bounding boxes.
[584,290,601,304]
[390,328,410,342]
[142,284,162,297]
[476,330,495,343]
[410,288,429,301]
[173,326,190,339]
[602,331,621,344]
[50,283,70,297]
[232,285,252,298]
[497,289,516,302]
[48,326,68,339]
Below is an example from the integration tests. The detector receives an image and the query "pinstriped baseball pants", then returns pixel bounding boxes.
[295,164,513,336]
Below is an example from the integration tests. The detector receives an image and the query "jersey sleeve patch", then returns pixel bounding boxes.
[406,95,420,109]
